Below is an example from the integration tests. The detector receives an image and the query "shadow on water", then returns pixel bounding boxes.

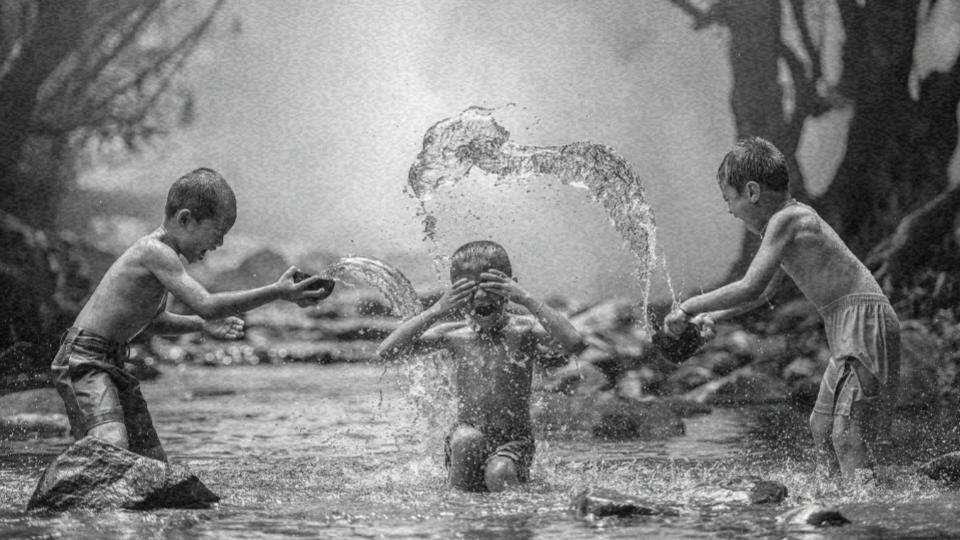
[3,363,960,538]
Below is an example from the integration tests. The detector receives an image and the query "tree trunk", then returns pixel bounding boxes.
[0,0,85,228]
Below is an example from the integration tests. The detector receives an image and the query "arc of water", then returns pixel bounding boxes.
[407,106,659,325]
[321,256,423,319]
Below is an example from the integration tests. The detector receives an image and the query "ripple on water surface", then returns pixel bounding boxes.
[3,363,960,538]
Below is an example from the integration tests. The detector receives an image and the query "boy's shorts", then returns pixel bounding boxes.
[444,423,535,485]
[813,294,900,417]
[51,327,163,457]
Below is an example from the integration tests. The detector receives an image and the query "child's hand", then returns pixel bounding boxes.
[478,269,530,304]
[276,266,328,305]
[433,278,475,315]
[663,307,690,338]
[690,313,716,340]
[203,316,245,339]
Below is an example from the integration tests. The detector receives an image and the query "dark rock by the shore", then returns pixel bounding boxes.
[27,437,219,511]
[688,476,788,505]
[919,451,960,483]
[571,487,680,519]
[777,504,850,527]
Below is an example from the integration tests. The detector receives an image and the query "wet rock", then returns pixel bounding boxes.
[661,364,715,394]
[919,451,960,483]
[690,349,746,377]
[571,487,679,519]
[689,476,788,505]
[683,366,789,405]
[592,396,685,440]
[768,299,821,334]
[710,329,759,359]
[777,504,850,527]
[27,437,219,511]
[0,413,69,439]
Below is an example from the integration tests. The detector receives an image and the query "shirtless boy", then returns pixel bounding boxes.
[377,241,584,492]
[53,168,329,461]
[664,137,900,481]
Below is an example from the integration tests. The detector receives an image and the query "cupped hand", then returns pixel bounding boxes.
[690,313,716,340]
[203,316,245,340]
[662,307,690,339]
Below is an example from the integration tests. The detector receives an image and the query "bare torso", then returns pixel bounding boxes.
[778,202,884,308]
[73,233,170,343]
[441,316,540,439]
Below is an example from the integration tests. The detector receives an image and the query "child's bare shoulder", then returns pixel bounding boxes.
[770,203,821,238]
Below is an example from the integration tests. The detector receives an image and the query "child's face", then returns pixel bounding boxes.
[451,265,508,329]
[719,180,760,233]
[182,212,232,263]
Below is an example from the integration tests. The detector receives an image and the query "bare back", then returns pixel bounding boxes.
[73,232,171,343]
[776,202,883,308]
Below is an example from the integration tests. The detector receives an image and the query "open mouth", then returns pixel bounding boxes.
[473,304,497,317]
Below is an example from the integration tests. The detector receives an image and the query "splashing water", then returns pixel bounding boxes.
[407,106,661,321]
[319,256,456,441]
[321,256,423,318]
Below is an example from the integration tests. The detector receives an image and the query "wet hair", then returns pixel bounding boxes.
[165,167,236,227]
[717,136,789,193]
[450,240,512,281]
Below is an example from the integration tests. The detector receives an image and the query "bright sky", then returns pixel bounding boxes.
[74,1,790,302]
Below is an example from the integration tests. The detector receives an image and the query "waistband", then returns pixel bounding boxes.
[818,293,891,318]
[62,327,129,356]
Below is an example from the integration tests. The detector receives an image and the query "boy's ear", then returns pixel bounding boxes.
[175,208,193,227]
[746,181,761,203]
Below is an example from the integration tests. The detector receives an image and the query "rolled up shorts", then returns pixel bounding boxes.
[51,327,162,456]
[813,294,900,417]
[444,423,535,485]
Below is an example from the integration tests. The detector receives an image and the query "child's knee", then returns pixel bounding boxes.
[484,457,519,492]
[87,421,129,449]
[448,425,484,453]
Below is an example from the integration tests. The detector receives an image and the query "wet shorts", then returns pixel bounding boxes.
[444,423,535,487]
[51,327,163,458]
[813,294,900,417]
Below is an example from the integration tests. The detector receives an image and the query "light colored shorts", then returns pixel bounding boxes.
[813,294,900,417]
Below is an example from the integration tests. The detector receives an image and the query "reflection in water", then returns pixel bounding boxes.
[3,363,960,538]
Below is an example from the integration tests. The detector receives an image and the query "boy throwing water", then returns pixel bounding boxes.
[664,137,900,482]
[53,168,329,462]
[377,241,583,492]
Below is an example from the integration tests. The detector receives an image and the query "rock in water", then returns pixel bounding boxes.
[777,505,850,527]
[571,487,679,519]
[688,476,788,505]
[27,437,219,511]
[919,451,960,483]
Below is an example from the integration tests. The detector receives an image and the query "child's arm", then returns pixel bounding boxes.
[146,312,245,340]
[479,270,584,353]
[376,278,475,361]
[145,241,326,319]
[664,210,797,337]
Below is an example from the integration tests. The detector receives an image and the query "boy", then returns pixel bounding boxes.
[663,137,900,482]
[377,241,584,492]
[52,168,329,462]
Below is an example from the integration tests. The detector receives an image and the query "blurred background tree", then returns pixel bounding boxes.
[670,0,960,315]
[0,0,225,390]
[0,0,225,229]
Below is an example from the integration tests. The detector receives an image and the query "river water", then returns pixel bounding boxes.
[2,362,960,539]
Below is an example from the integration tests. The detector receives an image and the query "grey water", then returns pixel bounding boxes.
[3,362,960,539]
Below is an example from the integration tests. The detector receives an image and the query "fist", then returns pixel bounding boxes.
[203,316,245,340]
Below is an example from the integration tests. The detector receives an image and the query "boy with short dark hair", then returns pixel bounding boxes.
[664,137,901,482]
[377,240,584,492]
[53,167,330,461]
